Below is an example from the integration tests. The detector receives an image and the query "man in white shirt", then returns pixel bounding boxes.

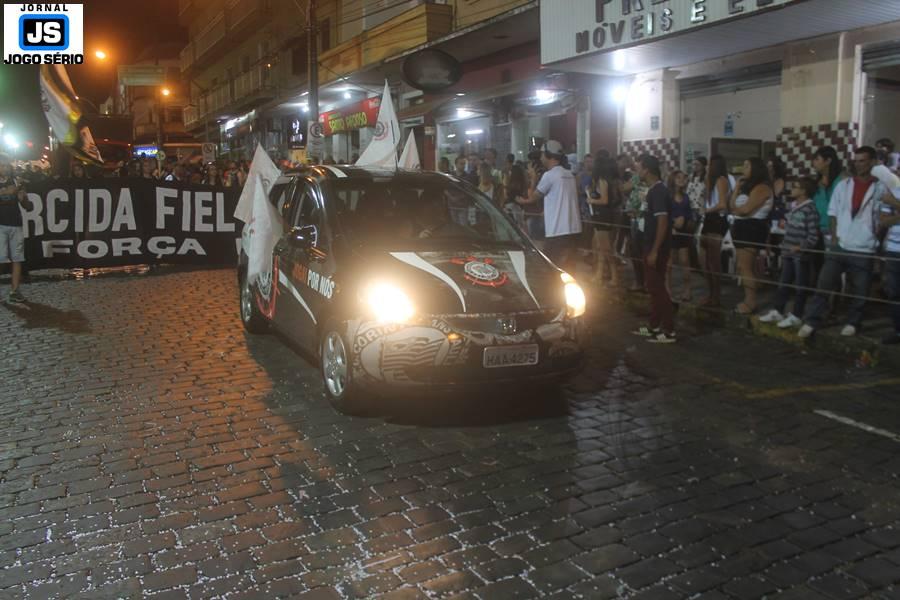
[881,186,900,345]
[518,140,582,274]
[800,147,888,338]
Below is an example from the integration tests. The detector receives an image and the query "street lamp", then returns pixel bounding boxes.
[4,134,20,162]
[95,49,107,60]
[161,88,171,97]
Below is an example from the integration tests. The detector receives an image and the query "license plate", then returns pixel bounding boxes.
[483,344,539,369]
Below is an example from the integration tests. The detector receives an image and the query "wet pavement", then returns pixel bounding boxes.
[0,268,899,599]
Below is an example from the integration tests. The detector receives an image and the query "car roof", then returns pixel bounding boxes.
[281,166,459,185]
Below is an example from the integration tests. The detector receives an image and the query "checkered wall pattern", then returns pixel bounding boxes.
[621,138,681,172]
[776,122,859,179]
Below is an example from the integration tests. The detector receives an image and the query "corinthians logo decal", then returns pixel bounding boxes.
[451,256,509,287]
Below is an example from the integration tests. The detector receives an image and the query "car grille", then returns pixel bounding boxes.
[440,309,559,334]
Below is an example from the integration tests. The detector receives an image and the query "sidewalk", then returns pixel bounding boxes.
[582,254,900,370]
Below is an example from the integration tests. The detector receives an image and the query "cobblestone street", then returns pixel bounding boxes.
[1,268,899,599]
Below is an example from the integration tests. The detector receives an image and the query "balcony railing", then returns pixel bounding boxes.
[234,65,271,101]
[180,0,268,72]
[194,12,227,61]
[209,83,233,114]
[228,0,264,33]
[180,42,194,73]
[184,105,200,130]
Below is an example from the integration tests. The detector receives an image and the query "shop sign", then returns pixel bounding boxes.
[307,121,325,159]
[288,117,307,149]
[202,143,217,163]
[134,144,158,157]
[319,98,380,137]
[223,110,256,132]
[541,0,803,65]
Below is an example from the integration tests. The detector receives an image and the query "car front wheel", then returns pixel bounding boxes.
[239,272,268,334]
[320,323,369,415]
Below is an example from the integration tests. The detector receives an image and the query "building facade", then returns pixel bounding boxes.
[540,0,900,176]
[177,0,620,167]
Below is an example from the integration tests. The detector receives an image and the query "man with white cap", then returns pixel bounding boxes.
[517,140,582,274]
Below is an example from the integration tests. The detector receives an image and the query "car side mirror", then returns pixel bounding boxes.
[289,225,317,249]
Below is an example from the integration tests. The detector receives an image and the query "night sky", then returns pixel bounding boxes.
[0,0,186,160]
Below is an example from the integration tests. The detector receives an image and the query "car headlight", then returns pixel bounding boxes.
[364,282,415,323]
[561,272,586,318]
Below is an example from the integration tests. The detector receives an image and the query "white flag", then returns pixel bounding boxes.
[356,80,399,168]
[398,131,421,170]
[235,144,282,285]
[39,64,103,166]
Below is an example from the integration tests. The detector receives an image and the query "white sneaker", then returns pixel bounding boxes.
[798,324,815,339]
[841,325,857,337]
[647,332,677,344]
[759,309,784,323]
[777,314,802,329]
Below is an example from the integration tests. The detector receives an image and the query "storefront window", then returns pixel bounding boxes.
[437,116,491,165]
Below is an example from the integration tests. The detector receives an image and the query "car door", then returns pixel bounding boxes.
[294,181,336,351]
[272,179,331,351]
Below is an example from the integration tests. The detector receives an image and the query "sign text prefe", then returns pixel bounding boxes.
[540,0,801,65]
[319,98,380,137]
[20,178,241,269]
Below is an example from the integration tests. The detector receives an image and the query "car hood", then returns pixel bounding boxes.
[357,249,566,315]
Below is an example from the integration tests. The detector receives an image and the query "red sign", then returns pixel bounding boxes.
[319,98,380,137]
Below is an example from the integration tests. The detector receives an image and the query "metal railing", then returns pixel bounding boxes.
[575,215,900,308]
[183,105,200,129]
[233,65,271,101]
[228,0,266,33]
[180,42,194,73]
[194,12,227,61]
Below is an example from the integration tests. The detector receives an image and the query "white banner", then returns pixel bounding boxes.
[398,131,421,170]
[234,144,282,285]
[356,80,400,169]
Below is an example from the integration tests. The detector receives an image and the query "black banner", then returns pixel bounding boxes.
[21,178,242,269]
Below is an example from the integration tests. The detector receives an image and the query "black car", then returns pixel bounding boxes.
[238,166,587,413]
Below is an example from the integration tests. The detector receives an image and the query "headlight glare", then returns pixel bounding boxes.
[365,282,415,323]
[561,272,586,318]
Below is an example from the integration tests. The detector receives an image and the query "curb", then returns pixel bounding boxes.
[617,291,899,370]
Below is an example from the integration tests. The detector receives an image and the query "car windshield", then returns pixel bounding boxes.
[326,175,529,250]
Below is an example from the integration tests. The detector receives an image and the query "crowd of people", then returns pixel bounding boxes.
[438,138,900,346]
[5,141,900,346]
[3,156,256,188]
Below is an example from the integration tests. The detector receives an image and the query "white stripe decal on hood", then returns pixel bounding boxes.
[278,270,317,324]
[508,250,541,309]
[390,252,466,312]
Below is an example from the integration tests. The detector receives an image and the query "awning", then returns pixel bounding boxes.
[397,96,452,121]
[396,76,557,122]
[434,75,566,118]
[679,62,783,99]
